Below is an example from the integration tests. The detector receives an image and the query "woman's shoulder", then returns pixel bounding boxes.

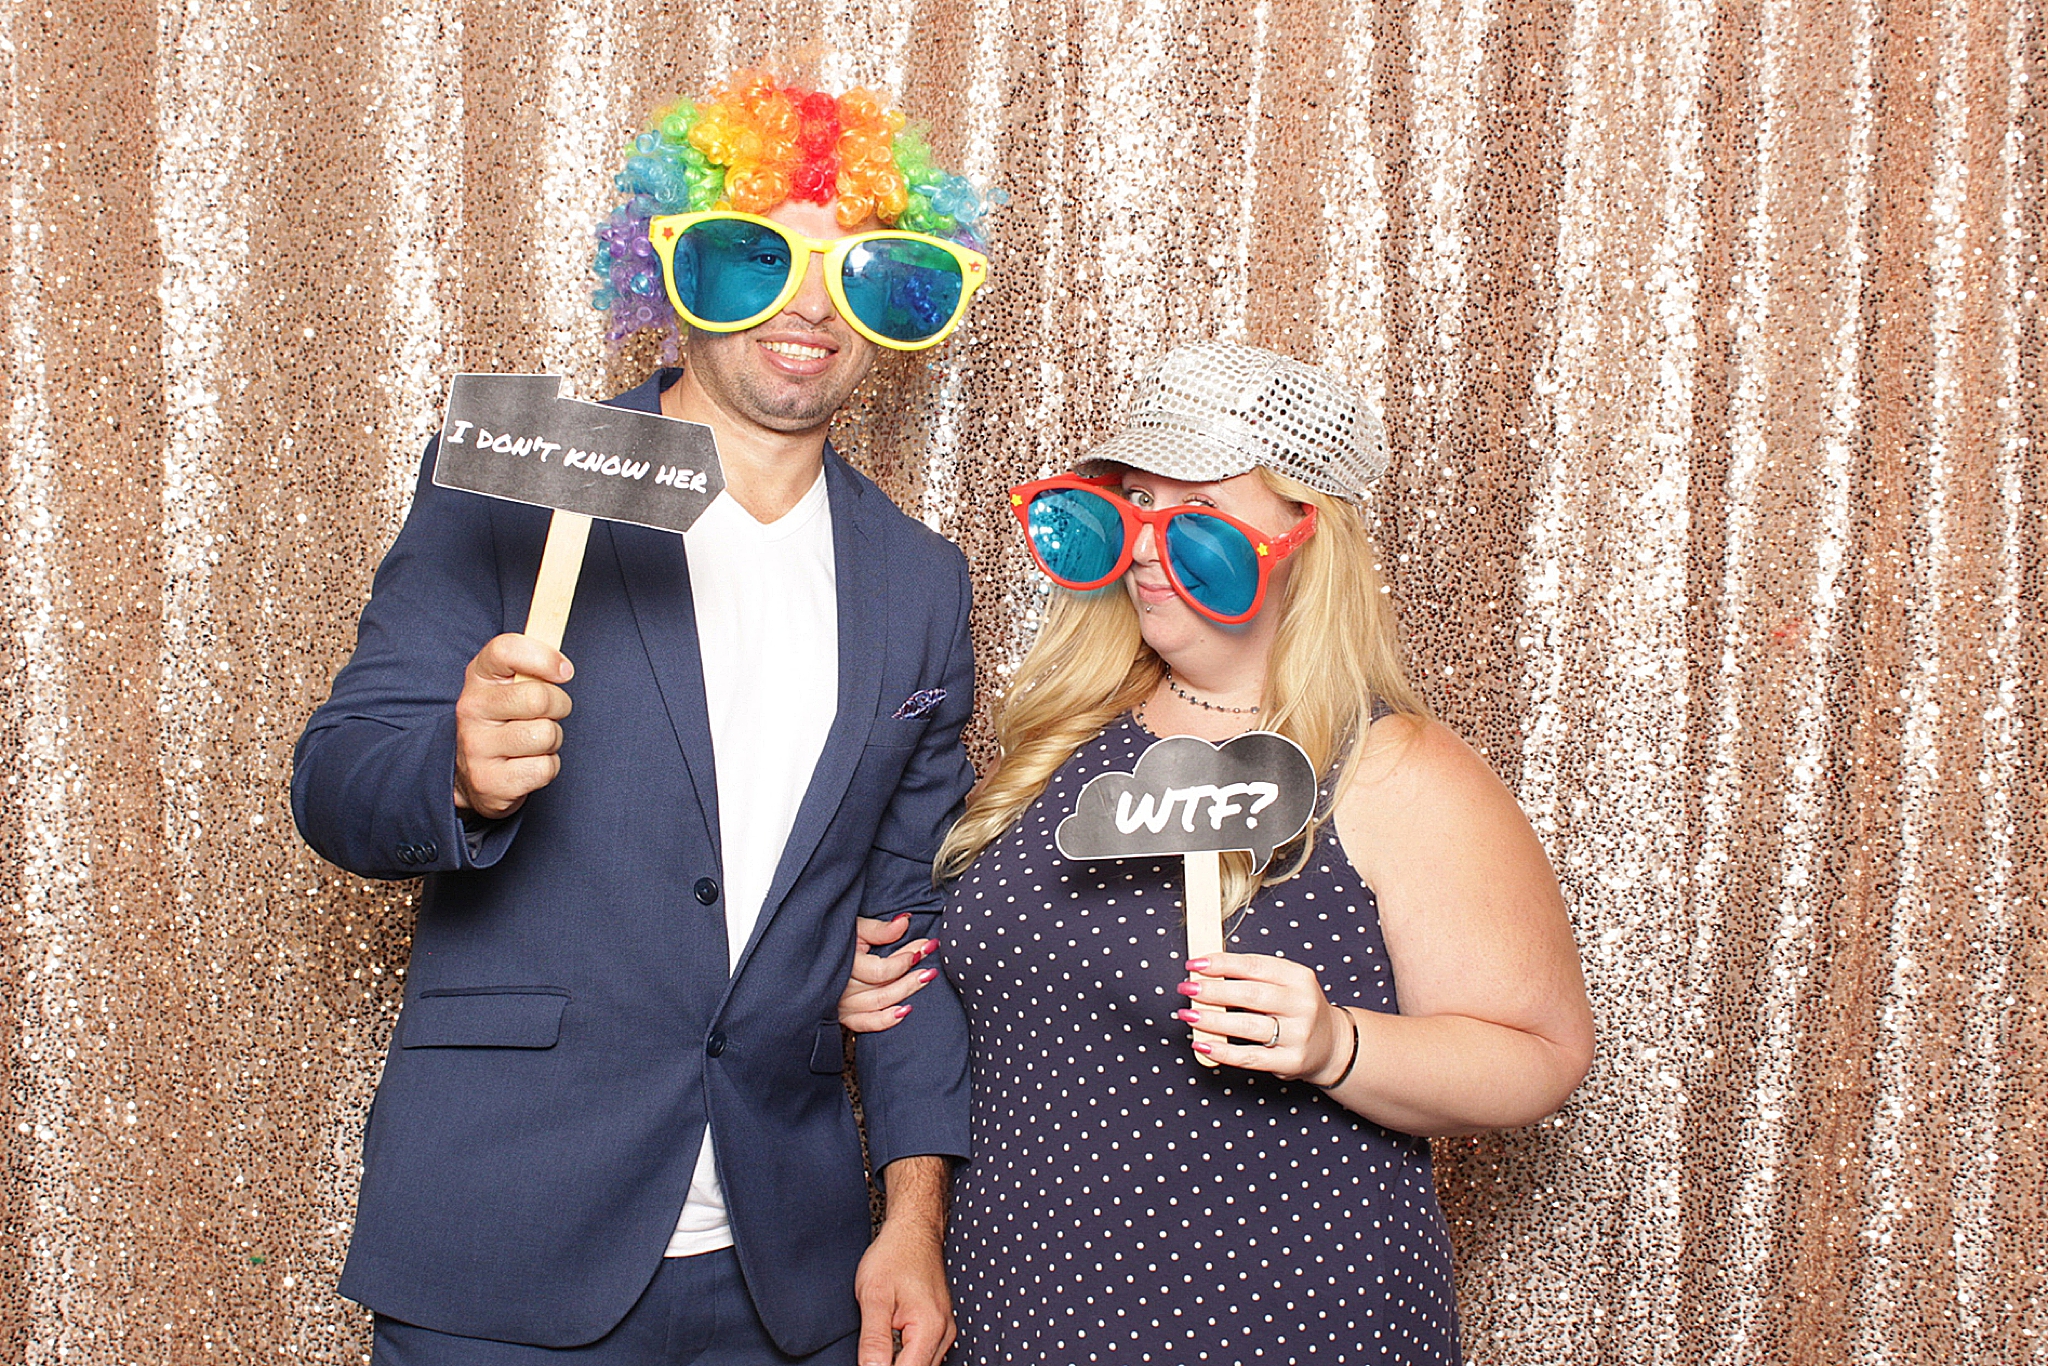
[1352,710,1490,789]
[967,713,1132,804]
[1336,711,1541,878]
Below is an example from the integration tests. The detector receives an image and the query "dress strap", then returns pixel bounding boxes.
[1256,697,1391,885]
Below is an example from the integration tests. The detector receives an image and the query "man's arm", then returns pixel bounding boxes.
[840,544,975,1363]
[850,547,977,1170]
[292,441,554,877]
[853,1155,954,1366]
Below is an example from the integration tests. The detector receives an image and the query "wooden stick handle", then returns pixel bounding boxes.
[1183,850,1224,1068]
[523,510,592,651]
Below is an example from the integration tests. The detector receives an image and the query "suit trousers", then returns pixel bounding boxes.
[371,1250,858,1366]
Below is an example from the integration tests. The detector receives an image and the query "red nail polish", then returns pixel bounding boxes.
[1185,957,1210,972]
[916,939,938,960]
[1177,980,1201,997]
[1175,1009,1201,1024]
[893,1004,913,1019]
[917,967,938,983]
[1192,1041,1213,1055]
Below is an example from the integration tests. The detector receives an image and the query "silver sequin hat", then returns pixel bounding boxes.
[1080,342,1387,501]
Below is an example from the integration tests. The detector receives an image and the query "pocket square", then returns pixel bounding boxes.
[893,688,947,721]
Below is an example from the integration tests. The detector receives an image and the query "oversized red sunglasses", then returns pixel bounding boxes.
[1008,473,1317,624]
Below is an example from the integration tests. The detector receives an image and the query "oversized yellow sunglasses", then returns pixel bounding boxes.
[648,210,989,351]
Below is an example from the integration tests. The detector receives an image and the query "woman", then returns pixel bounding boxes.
[845,342,1595,1364]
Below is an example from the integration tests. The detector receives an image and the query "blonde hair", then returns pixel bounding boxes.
[936,469,1426,914]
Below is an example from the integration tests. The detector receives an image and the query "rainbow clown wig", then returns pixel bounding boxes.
[592,70,997,347]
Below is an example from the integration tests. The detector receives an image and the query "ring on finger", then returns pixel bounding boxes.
[1261,1013,1282,1048]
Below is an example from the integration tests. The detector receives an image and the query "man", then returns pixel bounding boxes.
[292,71,995,1365]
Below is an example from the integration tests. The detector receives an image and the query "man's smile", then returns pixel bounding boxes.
[761,338,832,361]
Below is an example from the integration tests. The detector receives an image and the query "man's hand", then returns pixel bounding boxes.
[853,1156,954,1366]
[452,634,574,820]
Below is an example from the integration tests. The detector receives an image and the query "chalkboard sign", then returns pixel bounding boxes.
[432,373,724,535]
[1055,729,1318,1068]
[1056,731,1317,867]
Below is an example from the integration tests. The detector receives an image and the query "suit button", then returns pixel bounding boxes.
[397,845,417,865]
[420,841,439,862]
[694,877,720,906]
[705,1031,727,1057]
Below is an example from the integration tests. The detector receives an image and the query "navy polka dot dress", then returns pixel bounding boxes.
[943,714,1461,1365]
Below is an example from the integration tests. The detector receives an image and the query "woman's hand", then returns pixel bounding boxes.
[1175,952,1354,1084]
[838,915,941,1033]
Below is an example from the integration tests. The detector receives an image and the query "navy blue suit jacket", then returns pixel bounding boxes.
[291,371,975,1351]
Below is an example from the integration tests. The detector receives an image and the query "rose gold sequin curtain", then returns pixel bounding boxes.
[3,0,2042,1360]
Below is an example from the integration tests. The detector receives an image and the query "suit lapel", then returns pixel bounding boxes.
[728,449,886,979]
[604,371,720,857]
[610,519,722,859]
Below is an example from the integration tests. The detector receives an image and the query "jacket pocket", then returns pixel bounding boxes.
[809,1021,847,1074]
[865,712,927,752]
[400,986,570,1049]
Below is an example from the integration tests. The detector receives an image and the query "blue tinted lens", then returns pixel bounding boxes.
[1164,512,1261,617]
[676,220,794,324]
[839,238,965,343]
[1026,488,1126,586]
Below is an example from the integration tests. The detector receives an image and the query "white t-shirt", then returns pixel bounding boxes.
[666,471,838,1257]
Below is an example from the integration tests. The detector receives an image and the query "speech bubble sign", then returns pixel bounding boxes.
[1055,731,1317,868]
[431,373,725,534]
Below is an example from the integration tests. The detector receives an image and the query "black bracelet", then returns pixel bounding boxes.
[1317,1008,1362,1090]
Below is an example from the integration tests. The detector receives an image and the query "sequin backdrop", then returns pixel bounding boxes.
[2,0,2042,1360]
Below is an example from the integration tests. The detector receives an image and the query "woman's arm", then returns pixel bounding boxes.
[1330,714,1593,1133]
[1183,715,1594,1136]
